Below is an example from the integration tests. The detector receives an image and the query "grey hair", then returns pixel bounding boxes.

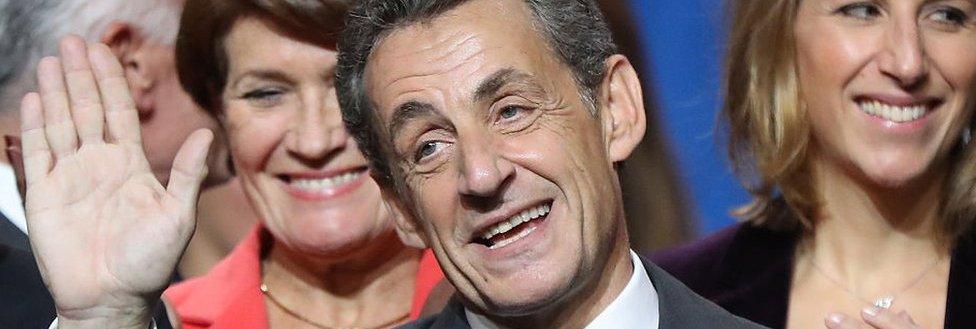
[0,0,182,114]
[336,0,617,190]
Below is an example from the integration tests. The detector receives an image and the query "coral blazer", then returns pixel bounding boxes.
[164,225,444,329]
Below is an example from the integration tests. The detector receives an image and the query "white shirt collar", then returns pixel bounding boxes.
[464,250,659,329]
[0,163,26,234]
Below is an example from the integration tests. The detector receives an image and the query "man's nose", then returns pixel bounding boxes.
[877,18,928,88]
[456,138,514,198]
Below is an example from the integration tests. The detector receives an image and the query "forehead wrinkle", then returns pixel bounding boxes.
[381,30,488,90]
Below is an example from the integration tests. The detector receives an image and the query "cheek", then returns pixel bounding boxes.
[796,23,875,100]
[929,40,976,99]
[410,172,460,241]
[224,109,290,173]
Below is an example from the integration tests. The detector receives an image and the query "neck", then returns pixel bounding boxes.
[802,155,951,280]
[263,230,422,327]
[492,222,634,328]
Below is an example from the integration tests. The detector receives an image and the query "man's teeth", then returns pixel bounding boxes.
[858,100,926,123]
[480,203,551,242]
[290,172,361,191]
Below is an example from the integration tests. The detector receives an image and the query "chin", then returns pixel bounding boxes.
[478,268,581,317]
[275,219,390,255]
[857,160,929,190]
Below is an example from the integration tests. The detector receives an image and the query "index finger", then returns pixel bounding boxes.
[862,307,919,329]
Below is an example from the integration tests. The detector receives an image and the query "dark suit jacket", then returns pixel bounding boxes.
[0,243,55,328]
[400,256,766,328]
[0,213,29,251]
[652,223,976,329]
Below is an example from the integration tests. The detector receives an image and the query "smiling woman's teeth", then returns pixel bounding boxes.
[290,172,361,191]
[480,203,551,249]
[858,100,926,123]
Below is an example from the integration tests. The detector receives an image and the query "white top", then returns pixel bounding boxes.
[465,250,660,329]
[0,163,26,234]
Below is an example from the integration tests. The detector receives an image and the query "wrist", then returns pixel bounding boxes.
[54,303,155,329]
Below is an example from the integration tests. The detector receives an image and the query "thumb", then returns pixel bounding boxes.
[166,129,213,218]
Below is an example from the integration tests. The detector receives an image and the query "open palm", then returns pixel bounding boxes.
[21,37,212,325]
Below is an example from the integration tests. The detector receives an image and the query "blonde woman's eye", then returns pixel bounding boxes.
[930,7,969,26]
[837,2,882,20]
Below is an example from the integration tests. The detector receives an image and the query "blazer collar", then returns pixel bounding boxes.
[946,231,976,329]
[711,223,798,329]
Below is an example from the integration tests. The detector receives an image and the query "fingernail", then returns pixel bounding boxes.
[827,313,846,324]
[862,306,879,317]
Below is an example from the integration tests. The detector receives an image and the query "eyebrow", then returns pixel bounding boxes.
[473,68,534,103]
[386,68,538,139]
[230,66,335,89]
[229,70,292,88]
[389,100,439,140]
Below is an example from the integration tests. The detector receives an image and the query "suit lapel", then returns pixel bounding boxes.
[0,213,27,251]
[428,297,472,329]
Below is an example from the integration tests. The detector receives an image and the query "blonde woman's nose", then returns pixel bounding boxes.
[877,19,928,88]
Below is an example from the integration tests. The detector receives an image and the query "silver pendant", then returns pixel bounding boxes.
[874,296,894,309]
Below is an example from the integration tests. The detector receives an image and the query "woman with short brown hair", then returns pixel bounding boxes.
[162,0,445,328]
[655,0,976,328]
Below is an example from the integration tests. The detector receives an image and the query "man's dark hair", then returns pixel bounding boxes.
[336,0,617,189]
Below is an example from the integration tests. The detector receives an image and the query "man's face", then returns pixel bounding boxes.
[138,43,229,184]
[364,0,630,315]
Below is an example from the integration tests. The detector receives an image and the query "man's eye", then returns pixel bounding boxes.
[498,105,532,122]
[414,140,447,162]
[838,2,882,20]
[500,106,521,119]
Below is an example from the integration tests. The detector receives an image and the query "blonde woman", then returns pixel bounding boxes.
[655,0,976,328]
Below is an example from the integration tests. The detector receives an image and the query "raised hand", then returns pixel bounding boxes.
[20,36,212,328]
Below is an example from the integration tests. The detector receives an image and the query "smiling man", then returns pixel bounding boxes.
[335,0,764,328]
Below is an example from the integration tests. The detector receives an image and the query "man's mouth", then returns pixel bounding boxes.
[856,99,937,123]
[473,201,552,250]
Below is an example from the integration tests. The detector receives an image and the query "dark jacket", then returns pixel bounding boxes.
[0,243,55,329]
[400,256,767,328]
[652,223,976,329]
[0,215,28,251]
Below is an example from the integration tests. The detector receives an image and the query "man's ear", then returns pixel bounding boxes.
[599,54,647,162]
[379,183,428,249]
[100,22,153,108]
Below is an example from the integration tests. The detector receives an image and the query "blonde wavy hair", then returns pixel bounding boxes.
[723,0,976,238]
